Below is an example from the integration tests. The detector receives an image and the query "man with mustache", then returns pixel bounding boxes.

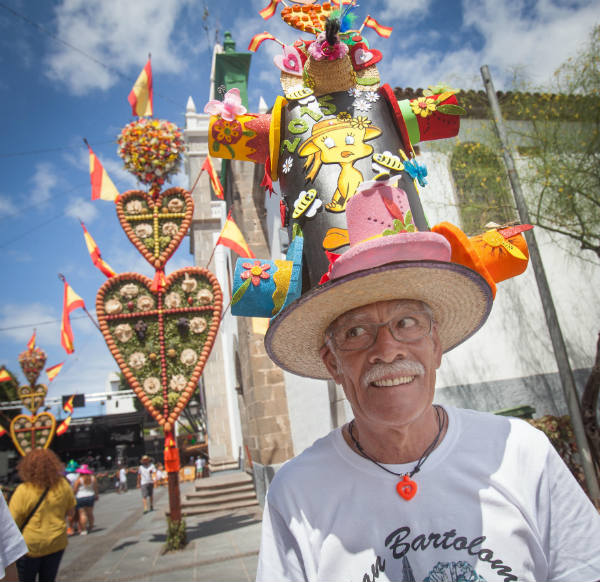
[256,180,600,582]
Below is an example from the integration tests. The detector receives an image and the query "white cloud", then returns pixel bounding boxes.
[46,0,196,95]
[377,0,435,21]
[461,0,600,89]
[0,195,17,218]
[0,303,60,347]
[30,163,59,207]
[64,197,98,223]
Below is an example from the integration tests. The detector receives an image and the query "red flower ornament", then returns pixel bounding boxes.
[241,260,271,286]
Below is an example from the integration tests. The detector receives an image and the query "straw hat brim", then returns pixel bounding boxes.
[265,260,493,379]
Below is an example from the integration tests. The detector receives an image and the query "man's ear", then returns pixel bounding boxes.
[320,343,344,384]
[432,324,443,369]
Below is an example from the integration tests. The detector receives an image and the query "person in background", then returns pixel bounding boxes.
[0,492,27,582]
[195,456,204,479]
[9,449,75,582]
[72,464,99,535]
[154,463,167,487]
[63,460,79,535]
[118,464,128,493]
[136,455,156,513]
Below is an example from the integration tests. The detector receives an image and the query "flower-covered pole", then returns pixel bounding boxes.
[91,110,224,547]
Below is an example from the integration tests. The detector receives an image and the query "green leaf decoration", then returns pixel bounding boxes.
[231,278,251,306]
[242,130,254,137]
[437,104,467,116]
[292,222,304,239]
[404,210,413,228]
[213,141,220,152]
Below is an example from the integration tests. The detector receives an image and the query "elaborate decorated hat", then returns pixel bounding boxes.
[264,181,494,379]
[204,1,532,380]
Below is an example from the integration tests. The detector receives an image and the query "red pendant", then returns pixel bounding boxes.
[396,474,417,500]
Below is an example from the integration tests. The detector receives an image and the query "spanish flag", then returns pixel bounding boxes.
[248,32,276,52]
[0,369,12,383]
[0,426,6,437]
[128,58,153,117]
[63,394,75,414]
[46,362,64,383]
[217,211,255,258]
[363,15,393,38]
[56,415,72,436]
[60,279,86,355]
[27,331,36,351]
[80,221,117,278]
[201,156,225,200]
[86,141,119,202]
[259,0,280,20]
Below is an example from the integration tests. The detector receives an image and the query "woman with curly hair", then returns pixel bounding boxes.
[9,449,75,582]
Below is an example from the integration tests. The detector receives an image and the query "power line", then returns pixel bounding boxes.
[0,315,88,332]
[0,140,114,159]
[0,1,186,109]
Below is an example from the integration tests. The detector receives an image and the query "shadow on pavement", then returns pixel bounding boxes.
[111,540,139,552]
[148,511,262,544]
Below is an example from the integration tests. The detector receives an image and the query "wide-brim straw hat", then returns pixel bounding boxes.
[265,260,493,379]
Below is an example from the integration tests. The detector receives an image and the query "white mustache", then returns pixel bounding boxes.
[362,361,425,386]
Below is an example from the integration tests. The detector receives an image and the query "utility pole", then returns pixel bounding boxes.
[480,65,600,504]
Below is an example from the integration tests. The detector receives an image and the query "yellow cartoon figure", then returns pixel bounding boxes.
[298,115,382,212]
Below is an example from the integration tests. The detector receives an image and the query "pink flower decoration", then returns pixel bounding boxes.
[204,88,247,122]
[240,260,271,286]
[308,37,349,62]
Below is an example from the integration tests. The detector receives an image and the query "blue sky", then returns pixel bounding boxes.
[0,0,598,410]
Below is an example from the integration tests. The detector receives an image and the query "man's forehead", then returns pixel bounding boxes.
[330,299,429,326]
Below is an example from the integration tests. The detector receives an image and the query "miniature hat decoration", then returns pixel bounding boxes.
[65,460,79,472]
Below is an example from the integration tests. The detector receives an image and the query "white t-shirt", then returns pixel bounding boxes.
[119,468,127,483]
[138,463,156,485]
[257,406,600,582]
[0,492,27,578]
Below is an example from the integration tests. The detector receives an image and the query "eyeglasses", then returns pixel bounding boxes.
[326,310,434,352]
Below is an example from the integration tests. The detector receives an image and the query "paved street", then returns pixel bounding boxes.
[57,475,263,582]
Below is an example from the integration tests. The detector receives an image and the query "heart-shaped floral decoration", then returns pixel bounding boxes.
[274,46,304,76]
[116,187,193,270]
[10,412,56,456]
[96,268,222,432]
[18,384,48,414]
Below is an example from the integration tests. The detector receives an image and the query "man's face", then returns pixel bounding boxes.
[320,300,442,430]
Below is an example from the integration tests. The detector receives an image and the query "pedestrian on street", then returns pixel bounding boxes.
[9,449,75,582]
[63,460,79,535]
[117,464,128,493]
[73,464,99,535]
[137,455,156,513]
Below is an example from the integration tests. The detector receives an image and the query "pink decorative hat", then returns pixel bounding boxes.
[265,180,493,379]
[76,464,94,474]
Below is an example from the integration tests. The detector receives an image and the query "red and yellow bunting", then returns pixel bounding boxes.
[259,0,280,20]
[86,141,119,202]
[0,369,11,383]
[81,221,117,278]
[248,31,276,52]
[201,156,225,200]
[128,58,153,117]
[46,362,64,382]
[363,15,393,38]
[217,211,255,258]
[56,415,72,436]
[26,331,36,351]
[60,279,86,355]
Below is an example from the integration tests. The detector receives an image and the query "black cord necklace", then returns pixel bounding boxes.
[348,405,447,500]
